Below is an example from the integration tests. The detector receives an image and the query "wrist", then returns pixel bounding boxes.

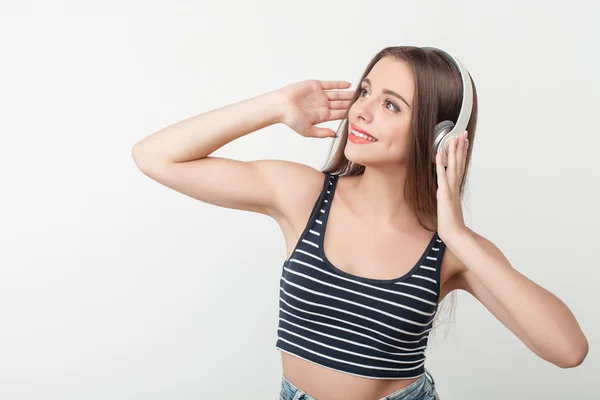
[445,227,473,249]
[263,89,289,126]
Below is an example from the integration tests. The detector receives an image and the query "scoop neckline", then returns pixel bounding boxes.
[319,174,439,285]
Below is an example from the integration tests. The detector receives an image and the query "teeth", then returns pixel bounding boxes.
[351,129,377,141]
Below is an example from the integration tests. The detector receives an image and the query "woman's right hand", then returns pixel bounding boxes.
[276,79,354,138]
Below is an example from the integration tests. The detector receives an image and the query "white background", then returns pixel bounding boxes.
[0,1,597,399]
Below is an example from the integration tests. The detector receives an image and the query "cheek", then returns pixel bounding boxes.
[381,125,410,147]
[379,128,412,160]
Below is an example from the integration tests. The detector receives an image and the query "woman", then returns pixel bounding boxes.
[132,46,588,400]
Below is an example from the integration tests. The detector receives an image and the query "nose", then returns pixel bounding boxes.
[353,96,375,124]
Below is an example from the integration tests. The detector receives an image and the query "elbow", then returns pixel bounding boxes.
[131,144,155,170]
[132,145,143,166]
[556,338,589,369]
[132,144,145,165]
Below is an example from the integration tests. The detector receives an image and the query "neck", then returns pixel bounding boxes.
[350,165,417,228]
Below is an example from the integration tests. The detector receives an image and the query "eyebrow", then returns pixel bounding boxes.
[363,78,411,109]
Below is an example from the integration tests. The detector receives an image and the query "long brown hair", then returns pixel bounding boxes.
[323,46,478,232]
[321,46,479,335]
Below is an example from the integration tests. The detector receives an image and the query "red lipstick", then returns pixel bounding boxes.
[349,123,378,144]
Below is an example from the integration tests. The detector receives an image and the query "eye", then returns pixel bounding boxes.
[359,87,400,113]
[384,99,400,113]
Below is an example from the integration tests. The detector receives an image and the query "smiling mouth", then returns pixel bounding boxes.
[350,129,378,142]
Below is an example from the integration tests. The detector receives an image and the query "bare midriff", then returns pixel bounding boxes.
[281,351,420,400]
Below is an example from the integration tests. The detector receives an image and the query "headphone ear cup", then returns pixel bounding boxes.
[432,120,455,164]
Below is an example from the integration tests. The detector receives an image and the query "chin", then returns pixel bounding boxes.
[343,144,378,167]
[344,145,406,168]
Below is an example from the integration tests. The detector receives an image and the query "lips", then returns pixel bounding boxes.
[350,123,377,140]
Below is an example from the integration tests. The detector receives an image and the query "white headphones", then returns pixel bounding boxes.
[420,47,474,167]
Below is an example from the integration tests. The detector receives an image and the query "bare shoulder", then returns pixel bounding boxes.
[257,161,328,259]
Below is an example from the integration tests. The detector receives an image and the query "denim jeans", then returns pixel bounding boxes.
[280,369,440,400]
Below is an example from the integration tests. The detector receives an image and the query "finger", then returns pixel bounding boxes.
[447,136,457,187]
[435,146,449,191]
[320,81,352,90]
[457,131,468,179]
[329,99,352,109]
[310,127,337,138]
[326,90,355,101]
[328,109,349,121]
[455,133,465,182]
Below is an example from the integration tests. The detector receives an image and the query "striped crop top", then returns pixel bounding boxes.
[275,172,446,380]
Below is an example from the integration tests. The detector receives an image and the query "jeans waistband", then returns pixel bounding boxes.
[424,368,435,385]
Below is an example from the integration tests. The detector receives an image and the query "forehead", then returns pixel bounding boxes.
[365,57,414,103]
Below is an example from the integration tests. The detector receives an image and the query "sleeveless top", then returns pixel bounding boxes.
[275,172,446,380]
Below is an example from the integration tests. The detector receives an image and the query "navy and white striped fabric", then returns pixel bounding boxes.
[275,172,446,380]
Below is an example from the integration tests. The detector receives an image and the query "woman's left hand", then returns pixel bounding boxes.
[435,130,469,244]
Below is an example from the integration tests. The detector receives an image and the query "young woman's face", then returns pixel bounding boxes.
[345,57,415,167]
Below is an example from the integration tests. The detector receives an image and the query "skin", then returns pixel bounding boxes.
[280,57,588,400]
[133,56,588,400]
[280,57,462,400]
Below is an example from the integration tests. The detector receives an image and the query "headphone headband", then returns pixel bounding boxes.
[420,47,474,165]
